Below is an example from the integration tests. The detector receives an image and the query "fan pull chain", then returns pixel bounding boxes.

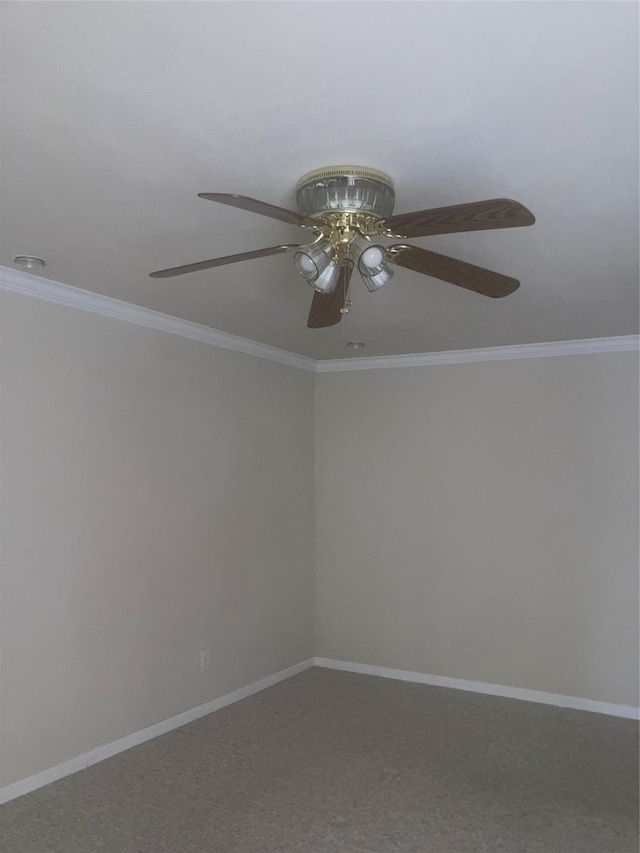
[339,270,352,314]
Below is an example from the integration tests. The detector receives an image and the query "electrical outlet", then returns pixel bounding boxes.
[200,650,210,673]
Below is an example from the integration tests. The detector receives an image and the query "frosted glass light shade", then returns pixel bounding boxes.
[350,236,393,291]
[361,265,394,292]
[294,239,334,282]
[350,237,388,274]
[313,261,341,294]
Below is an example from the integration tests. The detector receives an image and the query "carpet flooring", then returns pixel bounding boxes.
[1,667,638,852]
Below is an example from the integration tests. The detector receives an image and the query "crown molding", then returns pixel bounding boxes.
[315,335,640,372]
[0,266,317,372]
[2,266,637,372]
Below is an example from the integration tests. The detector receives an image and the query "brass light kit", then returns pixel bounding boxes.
[291,168,397,305]
[150,166,535,329]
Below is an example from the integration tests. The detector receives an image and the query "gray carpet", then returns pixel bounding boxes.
[1,668,638,852]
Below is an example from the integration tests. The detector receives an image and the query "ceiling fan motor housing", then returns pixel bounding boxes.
[296,166,395,219]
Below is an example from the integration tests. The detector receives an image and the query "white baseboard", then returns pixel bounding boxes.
[0,658,313,805]
[314,657,640,720]
[3,657,636,805]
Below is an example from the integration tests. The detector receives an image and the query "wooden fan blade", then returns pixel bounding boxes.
[381,198,535,238]
[149,245,298,278]
[387,244,520,298]
[307,267,352,328]
[198,193,319,229]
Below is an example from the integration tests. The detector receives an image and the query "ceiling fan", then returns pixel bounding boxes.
[149,166,535,329]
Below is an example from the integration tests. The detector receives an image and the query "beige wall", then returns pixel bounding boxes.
[315,353,639,707]
[2,291,637,789]
[0,292,315,786]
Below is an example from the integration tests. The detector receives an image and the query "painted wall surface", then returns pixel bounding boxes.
[2,289,637,790]
[0,292,315,786]
[315,352,639,707]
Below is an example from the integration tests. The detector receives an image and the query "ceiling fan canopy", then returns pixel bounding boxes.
[295,166,396,219]
[150,165,535,329]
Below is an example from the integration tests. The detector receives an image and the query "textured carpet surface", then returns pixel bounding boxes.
[1,667,638,852]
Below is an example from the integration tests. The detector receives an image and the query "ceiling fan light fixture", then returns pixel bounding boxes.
[350,236,393,291]
[351,236,388,274]
[361,265,394,292]
[312,260,341,294]
[293,238,334,282]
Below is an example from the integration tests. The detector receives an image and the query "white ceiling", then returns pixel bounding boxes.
[1,1,638,359]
